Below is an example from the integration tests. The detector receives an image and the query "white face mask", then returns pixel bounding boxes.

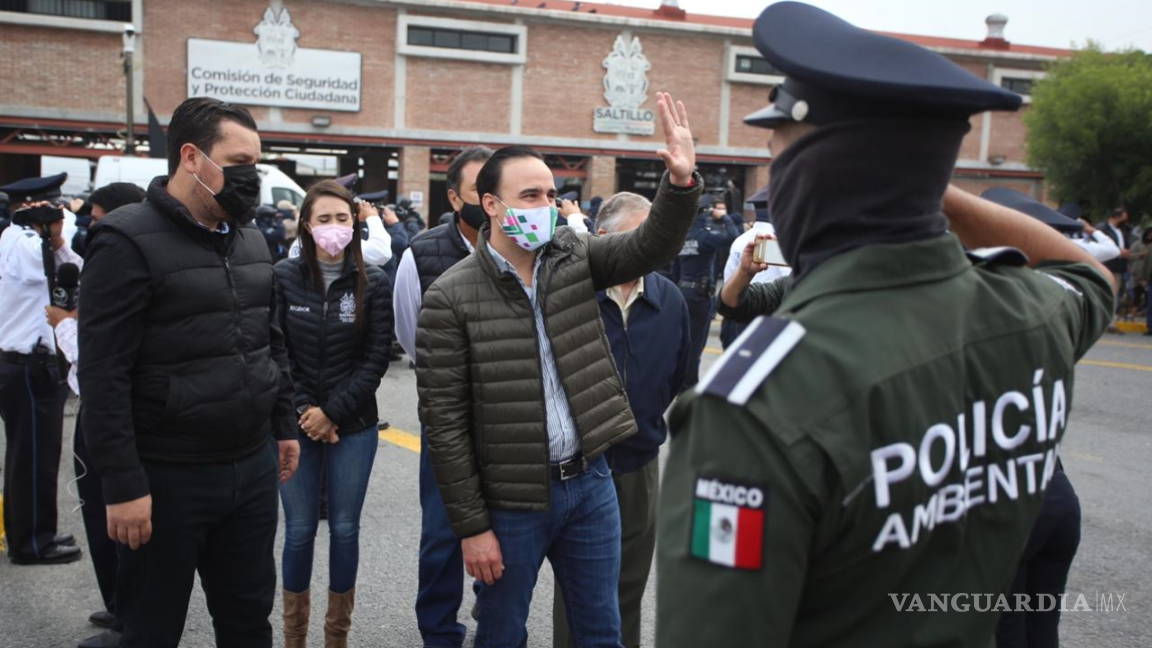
[495,198,559,252]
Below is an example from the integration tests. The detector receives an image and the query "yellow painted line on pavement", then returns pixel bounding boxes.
[704,346,723,355]
[1078,359,1152,372]
[379,427,421,453]
[1064,450,1104,463]
[1097,339,1152,351]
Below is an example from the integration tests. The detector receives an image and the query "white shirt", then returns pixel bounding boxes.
[723,221,793,285]
[0,224,83,354]
[1071,231,1121,263]
[393,228,475,359]
[53,317,80,396]
[288,216,393,266]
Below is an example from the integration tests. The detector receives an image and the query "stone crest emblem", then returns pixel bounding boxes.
[253,0,300,69]
[602,35,650,109]
[593,34,656,135]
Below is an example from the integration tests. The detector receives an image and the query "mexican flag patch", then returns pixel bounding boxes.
[690,476,766,570]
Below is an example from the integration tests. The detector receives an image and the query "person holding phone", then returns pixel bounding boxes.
[274,180,394,648]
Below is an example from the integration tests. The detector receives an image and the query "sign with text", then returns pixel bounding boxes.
[186,38,361,112]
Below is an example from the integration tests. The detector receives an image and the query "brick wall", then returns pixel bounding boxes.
[0,0,1046,182]
[0,25,124,119]
[521,22,620,141]
[405,57,511,133]
[728,83,772,149]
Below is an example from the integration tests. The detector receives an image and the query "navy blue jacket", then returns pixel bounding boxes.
[599,272,693,472]
[676,213,741,286]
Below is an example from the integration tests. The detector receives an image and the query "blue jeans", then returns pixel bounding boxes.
[280,426,378,594]
[475,454,623,648]
[417,426,468,647]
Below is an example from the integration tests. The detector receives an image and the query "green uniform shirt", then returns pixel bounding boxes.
[656,234,1113,647]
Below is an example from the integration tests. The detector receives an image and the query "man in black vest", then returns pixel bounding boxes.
[393,145,491,648]
[78,97,299,648]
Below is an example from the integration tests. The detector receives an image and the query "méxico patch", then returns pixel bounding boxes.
[690,476,766,570]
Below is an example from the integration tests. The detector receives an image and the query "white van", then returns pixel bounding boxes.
[94,155,305,208]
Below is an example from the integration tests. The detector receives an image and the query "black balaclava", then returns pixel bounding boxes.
[768,117,969,279]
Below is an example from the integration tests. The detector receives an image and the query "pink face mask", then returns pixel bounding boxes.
[311,224,355,256]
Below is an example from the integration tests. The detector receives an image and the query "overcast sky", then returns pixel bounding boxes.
[609,0,1152,51]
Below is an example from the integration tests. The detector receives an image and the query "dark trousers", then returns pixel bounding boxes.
[554,458,658,648]
[117,442,279,648]
[996,469,1081,648]
[74,410,118,616]
[680,287,714,387]
[416,428,467,647]
[719,318,748,350]
[0,356,66,559]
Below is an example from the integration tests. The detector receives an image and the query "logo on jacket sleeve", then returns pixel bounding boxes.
[690,476,766,570]
[339,292,356,323]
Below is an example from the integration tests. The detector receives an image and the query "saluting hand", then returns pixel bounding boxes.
[655,91,696,187]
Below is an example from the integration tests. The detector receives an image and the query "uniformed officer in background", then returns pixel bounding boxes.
[675,194,740,385]
[0,173,84,566]
[656,3,1117,647]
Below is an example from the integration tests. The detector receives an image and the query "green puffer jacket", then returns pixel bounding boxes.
[416,172,701,538]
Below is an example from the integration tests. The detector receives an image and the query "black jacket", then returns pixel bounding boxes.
[79,177,296,504]
[274,256,393,433]
[410,215,472,295]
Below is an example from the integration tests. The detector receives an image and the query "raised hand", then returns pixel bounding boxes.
[655,91,696,187]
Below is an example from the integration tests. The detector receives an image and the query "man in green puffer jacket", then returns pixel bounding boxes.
[416,92,700,648]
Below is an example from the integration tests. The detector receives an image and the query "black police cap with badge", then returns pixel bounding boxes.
[740,2,1024,279]
[1,173,68,226]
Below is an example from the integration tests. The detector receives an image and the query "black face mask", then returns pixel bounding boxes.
[458,202,487,230]
[195,151,261,222]
[215,164,261,222]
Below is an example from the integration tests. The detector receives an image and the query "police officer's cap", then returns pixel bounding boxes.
[358,189,390,203]
[981,187,1083,234]
[0,172,68,204]
[744,2,1023,129]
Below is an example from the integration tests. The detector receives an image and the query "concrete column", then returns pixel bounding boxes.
[584,155,617,202]
[398,145,430,210]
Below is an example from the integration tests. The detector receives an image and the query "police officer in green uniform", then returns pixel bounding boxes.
[655,3,1117,647]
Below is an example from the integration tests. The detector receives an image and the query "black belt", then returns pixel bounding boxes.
[678,280,712,291]
[1,351,54,365]
[549,455,590,481]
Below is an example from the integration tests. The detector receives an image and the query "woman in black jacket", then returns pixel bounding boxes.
[275,180,393,648]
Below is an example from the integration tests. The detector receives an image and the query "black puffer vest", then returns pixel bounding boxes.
[410,215,472,295]
[93,177,284,463]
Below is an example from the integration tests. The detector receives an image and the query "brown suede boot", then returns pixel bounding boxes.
[283,589,310,648]
[324,588,355,648]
